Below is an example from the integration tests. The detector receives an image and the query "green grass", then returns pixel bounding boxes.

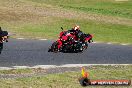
[15,18,132,43]
[0,65,131,88]
[3,17,132,43]
[28,0,132,19]
[0,0,132,44]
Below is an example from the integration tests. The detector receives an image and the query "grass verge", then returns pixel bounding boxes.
[28,0,132,19]
[0,65,131,88]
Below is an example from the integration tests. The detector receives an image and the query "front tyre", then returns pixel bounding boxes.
[49,41,59,53]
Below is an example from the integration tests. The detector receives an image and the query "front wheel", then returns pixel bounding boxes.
[49,41,59,52]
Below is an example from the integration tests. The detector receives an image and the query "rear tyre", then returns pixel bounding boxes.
[48,48,51,52]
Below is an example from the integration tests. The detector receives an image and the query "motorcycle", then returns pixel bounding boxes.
[48,27,93,53]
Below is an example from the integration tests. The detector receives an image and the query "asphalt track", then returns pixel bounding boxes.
[0,39,132,67]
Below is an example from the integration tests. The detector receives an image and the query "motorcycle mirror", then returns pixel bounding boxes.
[61,27,63,31]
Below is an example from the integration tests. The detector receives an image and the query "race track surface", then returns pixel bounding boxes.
[0,39,132,67]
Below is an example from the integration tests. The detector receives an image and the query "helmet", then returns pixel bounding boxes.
[73,25,80,30]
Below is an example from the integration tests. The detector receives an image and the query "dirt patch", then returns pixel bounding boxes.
[0,0,132,26]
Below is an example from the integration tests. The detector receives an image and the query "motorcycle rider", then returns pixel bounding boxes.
[59,25,81,41]
[49,25,93,52]
[68,25,84,41]
[57,25,82,51]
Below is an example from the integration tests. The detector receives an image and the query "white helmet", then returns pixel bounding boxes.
[73,25,80,30]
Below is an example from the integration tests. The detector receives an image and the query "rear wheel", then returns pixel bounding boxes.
[82,42,88,50]
[75,42,83,52]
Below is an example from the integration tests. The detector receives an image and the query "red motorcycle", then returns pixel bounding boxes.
[48,27,93,53]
